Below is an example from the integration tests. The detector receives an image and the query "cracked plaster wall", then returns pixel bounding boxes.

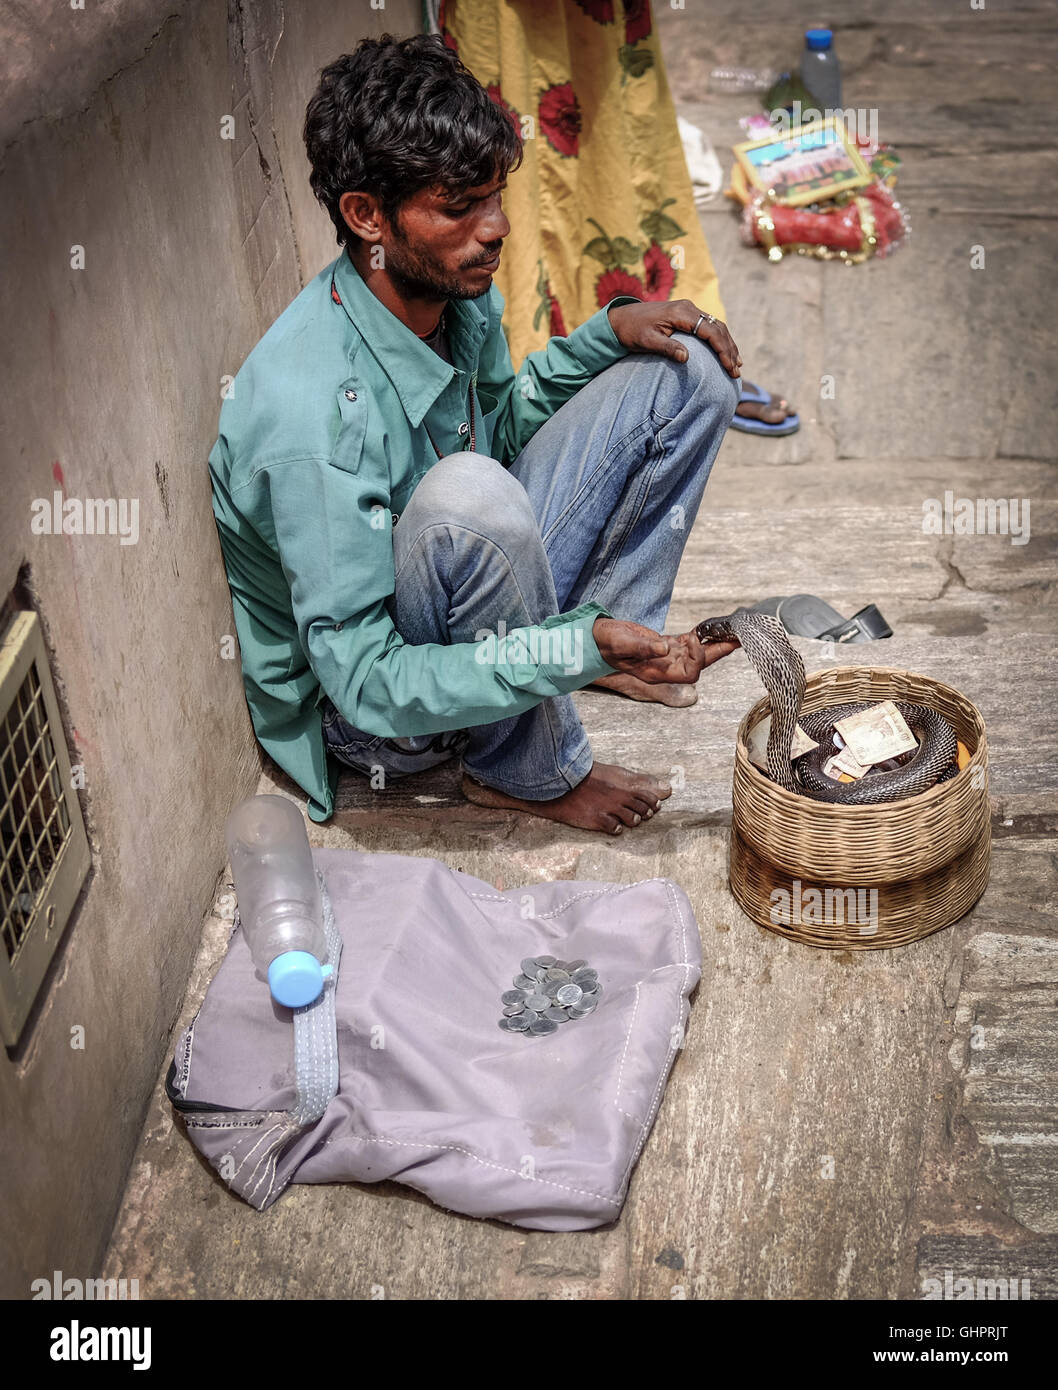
[0,0,417,1297]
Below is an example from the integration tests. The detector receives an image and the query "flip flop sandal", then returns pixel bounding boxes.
[730,381,801,436]
[749,594,893,643]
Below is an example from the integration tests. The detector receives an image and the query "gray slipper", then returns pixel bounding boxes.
[750,594,893,643]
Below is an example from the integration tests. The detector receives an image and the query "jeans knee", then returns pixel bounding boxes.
[407,452,538,548]
[677,330,741,421]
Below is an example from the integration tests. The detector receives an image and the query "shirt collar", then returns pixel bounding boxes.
[330,247,488,426]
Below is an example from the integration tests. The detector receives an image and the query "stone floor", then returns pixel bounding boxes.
[104,0,1058,1298]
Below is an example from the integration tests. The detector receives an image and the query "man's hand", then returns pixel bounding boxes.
[592,616,739,684]
[608,299,742,377]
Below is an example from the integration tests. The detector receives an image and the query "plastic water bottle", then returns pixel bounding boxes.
[800,27,842,110]
[225,794,331,1008]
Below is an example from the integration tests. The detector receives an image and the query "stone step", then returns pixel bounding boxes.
[675,503,1055,602]
[698,212,1058,465]
[668,496,1056,637]
[701,456,1055,510]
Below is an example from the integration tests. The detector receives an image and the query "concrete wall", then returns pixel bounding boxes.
[0,0,418,1298]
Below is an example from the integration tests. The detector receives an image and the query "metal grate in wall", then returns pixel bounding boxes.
[0,610,90,1046]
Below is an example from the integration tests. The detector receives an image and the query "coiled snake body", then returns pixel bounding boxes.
[696,608,958,804]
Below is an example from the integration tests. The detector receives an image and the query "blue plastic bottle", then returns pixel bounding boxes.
[800,27,842,110]
[225,795,332,1007]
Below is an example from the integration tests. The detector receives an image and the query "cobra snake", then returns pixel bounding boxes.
[695,608,958,804]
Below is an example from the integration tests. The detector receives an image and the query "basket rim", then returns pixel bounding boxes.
[734,665,988,814]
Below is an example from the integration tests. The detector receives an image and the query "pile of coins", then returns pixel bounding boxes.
[498,956,602,1035]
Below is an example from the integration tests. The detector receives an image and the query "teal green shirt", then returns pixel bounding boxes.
[209,248,635,822]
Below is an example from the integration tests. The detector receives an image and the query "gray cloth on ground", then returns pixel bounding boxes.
[168,848,702,1229]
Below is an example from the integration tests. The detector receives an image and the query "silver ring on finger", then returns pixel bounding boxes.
[692,313,706,336]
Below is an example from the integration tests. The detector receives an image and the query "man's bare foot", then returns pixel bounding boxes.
[590,671,697,707]
[462,763,672,835]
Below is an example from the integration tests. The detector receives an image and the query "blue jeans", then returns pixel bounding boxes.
[321,332,739,799]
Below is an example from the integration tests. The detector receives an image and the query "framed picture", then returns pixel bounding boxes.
[733,117,872,207]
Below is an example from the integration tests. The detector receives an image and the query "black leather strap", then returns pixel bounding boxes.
[817,604,893,643]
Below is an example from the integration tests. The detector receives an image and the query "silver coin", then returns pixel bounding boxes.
[544,1006,569,1022]
[502,1003,525,1017]
[551,960,569,972]
[569,997,598,1018]
[579,982,599,997]
[502,989,528,1005]
[543,979,563,998]
[534,967,549,984]
[565,959,588,972]
[545,967,570,982]
[535,955,557,967]
[498,1017,513,1030]
[556,983,583,1006]
[571,967,598,986]
[507,1013,530,1031]
[529,1017,558,1035]
[513,974,536,991]
[525,993,550,1012]
[520,958,539,977]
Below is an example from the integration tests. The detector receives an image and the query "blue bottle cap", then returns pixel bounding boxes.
[805,27,833,51]
[267,950,325,1007]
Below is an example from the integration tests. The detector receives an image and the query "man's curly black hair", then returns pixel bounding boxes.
[303,33,524,250]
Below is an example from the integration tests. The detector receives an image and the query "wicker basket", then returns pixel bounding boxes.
[728,666,991,949]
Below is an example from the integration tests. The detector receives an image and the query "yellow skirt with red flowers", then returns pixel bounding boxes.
[440,0,725,365]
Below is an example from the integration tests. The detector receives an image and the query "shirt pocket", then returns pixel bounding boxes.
[475,384,502,459]
[328,379,369,473]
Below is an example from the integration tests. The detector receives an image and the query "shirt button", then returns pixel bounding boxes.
[344,389,357,401]
[457,421,470,436]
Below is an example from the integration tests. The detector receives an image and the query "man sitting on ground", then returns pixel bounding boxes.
[209,34,742,835]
